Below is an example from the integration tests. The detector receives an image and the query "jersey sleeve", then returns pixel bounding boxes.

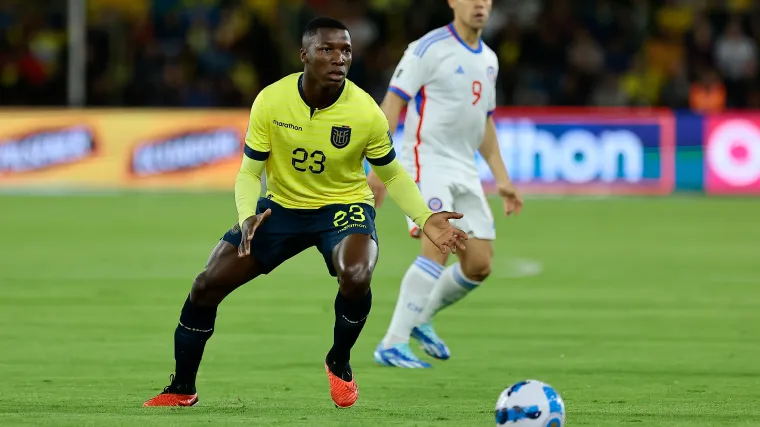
[364,106,396,166]
[235,155,265,227]
[487,64,498,117]
[370,159,432,229]
[243,91,270,161]
[487,90,496,117]
[387,43,433,102]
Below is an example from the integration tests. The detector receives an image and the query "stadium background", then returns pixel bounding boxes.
[1,1,759,426]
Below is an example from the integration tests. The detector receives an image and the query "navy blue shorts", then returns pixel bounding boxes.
[222,197,378,277]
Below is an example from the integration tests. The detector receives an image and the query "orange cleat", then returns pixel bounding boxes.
[325,360,359,408]
[143,375,199,407]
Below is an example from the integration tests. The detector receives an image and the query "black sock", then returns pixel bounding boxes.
[173,296,217,391]
[327,289,372,377]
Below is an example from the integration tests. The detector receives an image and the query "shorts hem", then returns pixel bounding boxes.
[220,235,276,274]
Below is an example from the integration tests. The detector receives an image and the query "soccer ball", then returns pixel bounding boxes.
[495,379,565,427]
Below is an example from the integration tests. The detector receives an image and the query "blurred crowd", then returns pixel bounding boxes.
[1,0,759,111]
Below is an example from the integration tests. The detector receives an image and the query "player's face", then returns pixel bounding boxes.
[304,28,352,88]
[449,0,492,29]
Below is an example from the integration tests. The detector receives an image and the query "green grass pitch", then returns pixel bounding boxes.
[0,193,759,426]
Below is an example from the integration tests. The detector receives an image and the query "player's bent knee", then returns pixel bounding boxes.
[461,260,492,283]
[190,270,224,306]
[190,271,211,303]
[337,263,372,299]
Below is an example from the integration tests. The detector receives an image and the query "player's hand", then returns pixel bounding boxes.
[367,171,387,208]
[498,182,523,216]
[422,211,468,254]
[238,209,272,258]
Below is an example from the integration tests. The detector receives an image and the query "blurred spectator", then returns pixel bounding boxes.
[655,0,695,39]
[660,61,692,109]
[684,14,715,81]
[689,67,726,113]
[621,54,664,107]
[591,73,629,107]
[567,28,605,77]
[714,16,757,107]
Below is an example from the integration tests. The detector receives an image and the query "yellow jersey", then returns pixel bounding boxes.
[244,72,394,209]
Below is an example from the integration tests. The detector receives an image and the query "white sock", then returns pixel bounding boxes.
[419,262,481,324]
[382,256,443,347]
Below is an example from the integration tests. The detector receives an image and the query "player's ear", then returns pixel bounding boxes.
[300,47,308,65]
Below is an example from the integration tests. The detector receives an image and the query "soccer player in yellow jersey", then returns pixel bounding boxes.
[143,17,468,409]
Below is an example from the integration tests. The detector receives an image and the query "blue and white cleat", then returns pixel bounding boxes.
[411,322,451,360]
[374,343,432,368]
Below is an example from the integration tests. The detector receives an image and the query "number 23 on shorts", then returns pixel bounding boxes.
[333,205,366,227]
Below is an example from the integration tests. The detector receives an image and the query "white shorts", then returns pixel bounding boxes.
[405,172,495,241]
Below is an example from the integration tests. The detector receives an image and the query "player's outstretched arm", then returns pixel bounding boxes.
[370,159,467,254]
[367,91,409,207]
[479,116,523,216]
[234,156,271,257]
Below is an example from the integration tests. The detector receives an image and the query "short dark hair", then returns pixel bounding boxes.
[302,17,349,44]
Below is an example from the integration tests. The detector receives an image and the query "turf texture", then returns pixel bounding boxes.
[0,193,758,426]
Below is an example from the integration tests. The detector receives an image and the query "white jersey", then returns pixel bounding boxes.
[388,23,499,181]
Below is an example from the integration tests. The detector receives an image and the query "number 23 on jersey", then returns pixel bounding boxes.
[291,148,326,174]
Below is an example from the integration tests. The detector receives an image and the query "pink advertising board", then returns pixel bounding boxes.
[705,116,760,194]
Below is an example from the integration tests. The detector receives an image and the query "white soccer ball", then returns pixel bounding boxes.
[495,379,565,427]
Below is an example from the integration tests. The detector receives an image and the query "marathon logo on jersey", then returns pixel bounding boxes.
[130,128,241,176]
[0,126,95,173]
[331,125,352,149]
[272,119,302,132]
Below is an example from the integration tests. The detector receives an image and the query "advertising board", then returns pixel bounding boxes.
[394,108,676,195]
[0,107,754,195]
[0,110,247,190]
[704,115,760,194]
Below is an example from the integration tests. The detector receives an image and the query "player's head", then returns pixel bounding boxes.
[448,0,492,30]
[301,17,351,88]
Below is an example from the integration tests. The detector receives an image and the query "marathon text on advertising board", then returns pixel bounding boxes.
[393,111,675,195]
[490,120,646,184]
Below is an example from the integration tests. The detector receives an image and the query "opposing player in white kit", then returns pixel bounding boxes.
[369,0,523,368]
